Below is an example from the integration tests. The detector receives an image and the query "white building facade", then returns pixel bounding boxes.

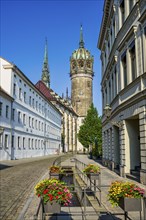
[35,80,78,153]
[98,0,146,184]
[0,57,62,161]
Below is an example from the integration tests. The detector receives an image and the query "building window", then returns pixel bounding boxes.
[5,134,8,148]
[18,111,21,123]
[13,83,16,96]
[35,139,37,149]
[120,0,125,25]
[114,69,117,96]
[18,136,21,149]
[6,105,9,118]
[23,137,25,149]
[24,92,26,103]
[12,108,15,121]
[121,53,127,87]
[102,93,104,109]
[105,88,107,105]
[32,98,34,108]
[129,0,134,11]
[38,140,40,149]
[0,133,3,148]
[29,117,31,127]
[113,19,115,39]
[23,114,26,125]
[35,120,37,129]
[32,118,34,128]
[12,135,14,149]
[36,101,38,110]
[130,44,136,81]
[19,88,22,100]
[42,122,43,131]
[109,81,111,103]
[28,138,31,149]
[112,74,114,99]
[0,102,2,116]
[39,121,41,130]
[29,96,31,106]
[32,139,34,149]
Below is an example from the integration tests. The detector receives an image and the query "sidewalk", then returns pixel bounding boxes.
[75,154,146,220]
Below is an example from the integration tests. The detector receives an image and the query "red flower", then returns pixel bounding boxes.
[58,192,62,195]
[43,189,49,194]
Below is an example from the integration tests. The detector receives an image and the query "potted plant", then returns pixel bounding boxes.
[108,181,145,211]
[49,165,64,179]
[34,178,72,213]
[83,164,100,180]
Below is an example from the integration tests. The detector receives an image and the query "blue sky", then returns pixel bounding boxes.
[1,0,104,115]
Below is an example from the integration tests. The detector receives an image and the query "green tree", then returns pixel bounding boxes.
[77,103,102,156]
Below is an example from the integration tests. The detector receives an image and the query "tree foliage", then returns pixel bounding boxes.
[77,103,102,156]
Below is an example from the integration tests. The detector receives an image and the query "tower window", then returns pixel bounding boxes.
[78,60,84,68]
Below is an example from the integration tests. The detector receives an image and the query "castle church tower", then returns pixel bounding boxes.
[70,25,94,117]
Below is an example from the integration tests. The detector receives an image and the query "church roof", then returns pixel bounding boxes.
[35,81,78,116]
[35,80,56,101]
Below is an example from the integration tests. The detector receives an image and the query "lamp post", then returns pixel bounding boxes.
[103,104,123,128]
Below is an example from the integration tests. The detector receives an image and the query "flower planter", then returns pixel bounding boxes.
[44,202,61,213]
[119,197,142,212]
[87,173,100,180]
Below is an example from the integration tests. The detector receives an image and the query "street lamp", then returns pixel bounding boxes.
[103,104,123,128]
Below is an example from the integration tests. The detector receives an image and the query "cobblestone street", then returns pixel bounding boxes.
[0,154,71,220]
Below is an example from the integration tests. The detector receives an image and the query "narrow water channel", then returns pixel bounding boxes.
[61,167,81,207]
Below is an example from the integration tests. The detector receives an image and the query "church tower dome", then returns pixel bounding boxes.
[70,25,94,116]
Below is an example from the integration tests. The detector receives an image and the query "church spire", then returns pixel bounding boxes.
[79,25,84,48]
[42,38,50,88]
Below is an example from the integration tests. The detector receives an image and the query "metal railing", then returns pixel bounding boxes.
[33,184,101,220]
[34,155,146,220]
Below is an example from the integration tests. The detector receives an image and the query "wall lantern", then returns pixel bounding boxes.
[103,104,123,128]
[0,127,4,134]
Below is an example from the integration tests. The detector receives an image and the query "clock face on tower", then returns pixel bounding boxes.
[43,76,47,82]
